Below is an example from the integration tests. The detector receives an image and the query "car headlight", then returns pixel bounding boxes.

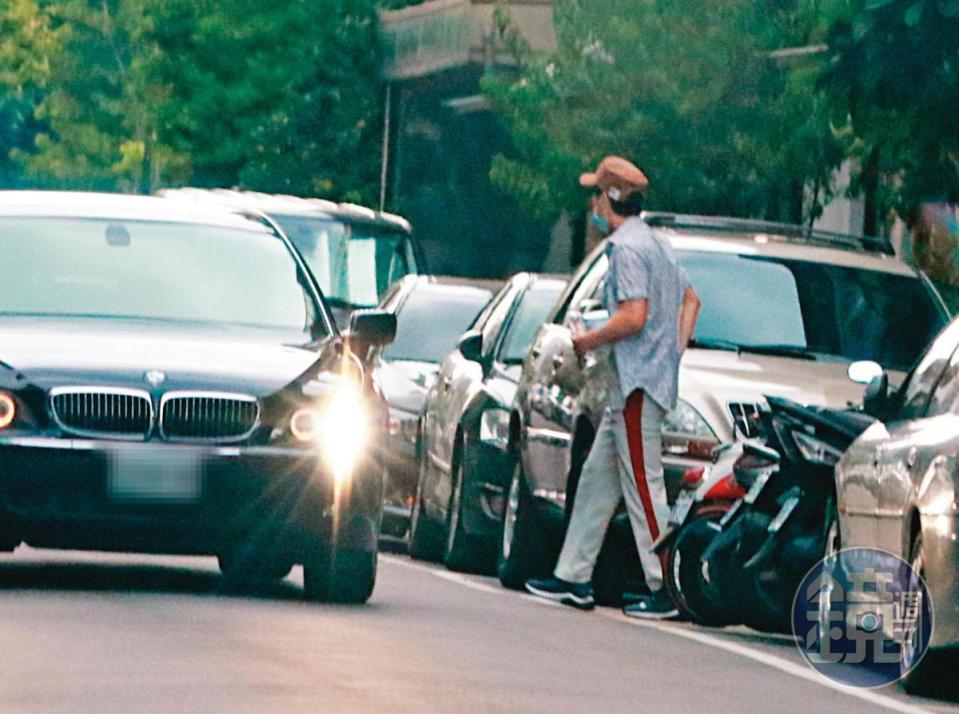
[479,408,511,451]
[661,400,719,460]
[291,384,368,485]
[790,430,843,467]
[0,392,15,430]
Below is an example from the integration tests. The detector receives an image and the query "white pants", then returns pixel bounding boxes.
[554,390,669,591]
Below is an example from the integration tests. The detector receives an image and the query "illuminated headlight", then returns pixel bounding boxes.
[291,386,368,484]
[791,430,843,467]
[479,408,511,451]
[661,400,718,460]
[0,392,15,430]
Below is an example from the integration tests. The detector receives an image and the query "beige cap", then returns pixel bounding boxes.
[579,155,649,195]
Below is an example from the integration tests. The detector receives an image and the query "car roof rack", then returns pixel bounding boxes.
[641,212,896,256]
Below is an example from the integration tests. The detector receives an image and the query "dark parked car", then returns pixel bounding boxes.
[409,273,566,572]
[159,188,425,329]
[376,276,500,537]
[0,191,396,603]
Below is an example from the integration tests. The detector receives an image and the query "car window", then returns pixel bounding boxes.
[382,285,492,364]
[498,284,566,364]
[481,284,520,356]
[898,319,959,420]
[681,251,946,372]
[1,217,327,336]
[560,255,609,328]
[550,241,607,323]
[273,214,417,309]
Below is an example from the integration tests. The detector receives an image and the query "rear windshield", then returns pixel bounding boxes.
[681,250,947,372]
[274,214,417,309]
[383,286,492,364]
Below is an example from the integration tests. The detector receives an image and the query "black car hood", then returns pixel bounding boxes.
[0,317,324,397]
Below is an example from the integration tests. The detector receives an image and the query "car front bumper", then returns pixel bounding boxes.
[0,436,384,561]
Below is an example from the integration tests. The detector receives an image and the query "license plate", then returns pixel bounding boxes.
[669,490,696,525]
[108,446,202,503]
[719,499,743,527]
[743,470,773,504]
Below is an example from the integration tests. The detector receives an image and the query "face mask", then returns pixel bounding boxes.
[591,209,610,235]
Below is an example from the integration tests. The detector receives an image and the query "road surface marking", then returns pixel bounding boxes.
[381,555,932,714]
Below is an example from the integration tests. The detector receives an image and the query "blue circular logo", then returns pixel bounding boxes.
[792,547,934,688]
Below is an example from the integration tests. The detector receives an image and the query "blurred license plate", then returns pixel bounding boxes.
[109,446,202,503]
[669,491,696,525]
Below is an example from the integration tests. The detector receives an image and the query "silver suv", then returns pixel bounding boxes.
[497,213,949,596]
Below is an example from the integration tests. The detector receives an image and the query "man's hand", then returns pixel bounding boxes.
[572,331,598,360]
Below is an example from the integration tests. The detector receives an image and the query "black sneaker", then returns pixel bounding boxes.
[622,589,679,620]
[525,576,595,610]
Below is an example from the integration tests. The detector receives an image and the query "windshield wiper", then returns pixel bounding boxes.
[738,343,818,361]
[688,338,739,352]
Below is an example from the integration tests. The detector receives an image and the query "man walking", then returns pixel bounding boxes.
[525,156,700,618]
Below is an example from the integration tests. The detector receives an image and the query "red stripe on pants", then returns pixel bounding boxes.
[623,390,667,571]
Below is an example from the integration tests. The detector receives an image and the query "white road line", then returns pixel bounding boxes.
[381,555,932,714]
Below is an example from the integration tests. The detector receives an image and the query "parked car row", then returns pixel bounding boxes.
[391,213,949,615]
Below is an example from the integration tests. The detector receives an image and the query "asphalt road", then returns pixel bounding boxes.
[0,547,956,714]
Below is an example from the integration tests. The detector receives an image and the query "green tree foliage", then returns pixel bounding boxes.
[822,0,959,219]
[484,0,846,224]
[0,0,384,200]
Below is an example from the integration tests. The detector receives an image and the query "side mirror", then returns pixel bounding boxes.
[348,309,397,348]
[848,360,883,385]
[863,373,890,419]
[582,308,610,332]
[577,298,603,315]
[457,330,484,364]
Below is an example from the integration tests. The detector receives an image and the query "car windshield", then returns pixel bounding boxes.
[273,214,417,309]
[681,251,947,372]
[383,285,492,364]
[500,286,564,364]
[0,217,325,335]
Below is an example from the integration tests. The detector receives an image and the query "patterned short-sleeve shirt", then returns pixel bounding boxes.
[603,216,690,412]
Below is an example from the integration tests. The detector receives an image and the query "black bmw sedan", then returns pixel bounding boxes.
[0,192,396,603]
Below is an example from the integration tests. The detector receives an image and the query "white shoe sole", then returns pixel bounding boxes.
[623,608,680,621]
[525,583,595,610]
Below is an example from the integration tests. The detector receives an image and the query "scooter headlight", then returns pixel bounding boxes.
[791,430,843,467]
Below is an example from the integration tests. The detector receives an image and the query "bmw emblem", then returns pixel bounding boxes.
[144,370,166,388]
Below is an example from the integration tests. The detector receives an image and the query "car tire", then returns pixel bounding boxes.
[444,447,488,574]
[497,459,550,590]
[667,505,736,626]
[303,546,377,604]
[900,532,952,695]
[409,456,445,563]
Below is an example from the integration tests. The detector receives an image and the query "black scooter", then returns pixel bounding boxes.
[697,396,875,633]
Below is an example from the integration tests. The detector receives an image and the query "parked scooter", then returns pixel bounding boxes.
[697,396,875,633]
[652,442,748,624]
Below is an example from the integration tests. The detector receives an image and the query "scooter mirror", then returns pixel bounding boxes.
[848,360,883,385]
